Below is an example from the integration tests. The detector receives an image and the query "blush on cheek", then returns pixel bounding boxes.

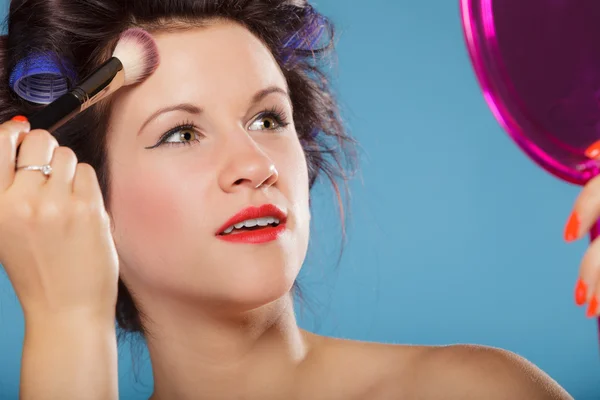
[110,176,192,286]
[111,177,185,241]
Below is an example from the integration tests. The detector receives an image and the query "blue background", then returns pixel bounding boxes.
[0,0,597,399]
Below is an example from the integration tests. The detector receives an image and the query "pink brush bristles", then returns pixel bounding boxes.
[112,28,160,86]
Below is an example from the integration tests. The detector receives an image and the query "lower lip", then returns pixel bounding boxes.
[216,224,287,244]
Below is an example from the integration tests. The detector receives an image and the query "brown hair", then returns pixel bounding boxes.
[1,0,357,335]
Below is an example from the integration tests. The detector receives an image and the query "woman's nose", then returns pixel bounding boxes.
[218,137,279,192]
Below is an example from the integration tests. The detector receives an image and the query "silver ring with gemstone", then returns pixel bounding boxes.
[15,164,53,177]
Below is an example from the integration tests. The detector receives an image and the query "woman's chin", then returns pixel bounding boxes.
[194,254,302,308]
[210,272,297,312]
[122,253,303,316]
[155,271,297,313]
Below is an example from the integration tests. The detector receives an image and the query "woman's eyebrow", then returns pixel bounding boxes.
[250,86,290,106]
[138,86,290,135]
[139,103,203,135]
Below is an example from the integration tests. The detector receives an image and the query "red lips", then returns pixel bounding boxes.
[216,204,287,244]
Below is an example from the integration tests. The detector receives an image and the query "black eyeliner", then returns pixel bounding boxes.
[144,121,197,149]
[144,106,290,150]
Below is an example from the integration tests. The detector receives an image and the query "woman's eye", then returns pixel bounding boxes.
[164,129,199,144]
[248,116,281,131]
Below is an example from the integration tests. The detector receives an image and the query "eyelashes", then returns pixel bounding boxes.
[144,119,199,150]
[248,106,290,132]
[144,106,291,150]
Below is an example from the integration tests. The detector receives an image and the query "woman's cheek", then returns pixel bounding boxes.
[110,172,190,245]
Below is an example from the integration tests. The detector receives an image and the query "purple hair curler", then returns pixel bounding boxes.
[281,5,328,66]
[460,0,600,342]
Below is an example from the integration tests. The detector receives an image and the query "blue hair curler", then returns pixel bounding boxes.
[8,53,77,104]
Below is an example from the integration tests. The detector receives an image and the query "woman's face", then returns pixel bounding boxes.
[106,20,310,311]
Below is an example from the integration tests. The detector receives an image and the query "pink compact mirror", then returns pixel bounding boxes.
[460,0,600,335]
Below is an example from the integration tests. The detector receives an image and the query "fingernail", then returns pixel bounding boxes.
[586,140,600,159]
[564,212,580,242]
[11,115,28,123]
[575,278,588,306]
[587,296,599,317]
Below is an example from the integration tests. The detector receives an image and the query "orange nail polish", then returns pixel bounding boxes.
[564,212,580,242]
[11,115,27,122]
[586,140,600,159]
[587,297,599,318]
[575,279,588,306]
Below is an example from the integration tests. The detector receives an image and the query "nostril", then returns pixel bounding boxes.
[233,178,245,185]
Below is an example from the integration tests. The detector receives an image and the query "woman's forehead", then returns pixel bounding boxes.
[108,21,289,130]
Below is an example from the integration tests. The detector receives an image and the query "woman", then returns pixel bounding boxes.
[0,0,581,398]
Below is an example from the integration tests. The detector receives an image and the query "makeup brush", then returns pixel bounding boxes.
[28,28,160,132]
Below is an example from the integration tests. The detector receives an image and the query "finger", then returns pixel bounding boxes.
[44,146,78,199]
[576,236,600,308]
[585,293,599,318]
[563,172,600,242]
[0,117,31,191]
[72,163,104,208]
[568,140,600,242]
[12,129,59,191]
[580,239,600,317]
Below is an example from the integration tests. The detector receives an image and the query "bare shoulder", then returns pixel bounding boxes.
[394,343,573,400]
[301,335,572,400]
[297,334,429,399]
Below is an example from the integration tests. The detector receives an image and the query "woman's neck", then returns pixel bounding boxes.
[144,293,315,400]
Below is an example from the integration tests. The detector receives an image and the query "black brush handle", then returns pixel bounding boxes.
[28,91,83,132]
[27,58,122,132]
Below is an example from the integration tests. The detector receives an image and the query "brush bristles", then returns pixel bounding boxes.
[112,28,160,86]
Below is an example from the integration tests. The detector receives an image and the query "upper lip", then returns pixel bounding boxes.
[216,204,287,235]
